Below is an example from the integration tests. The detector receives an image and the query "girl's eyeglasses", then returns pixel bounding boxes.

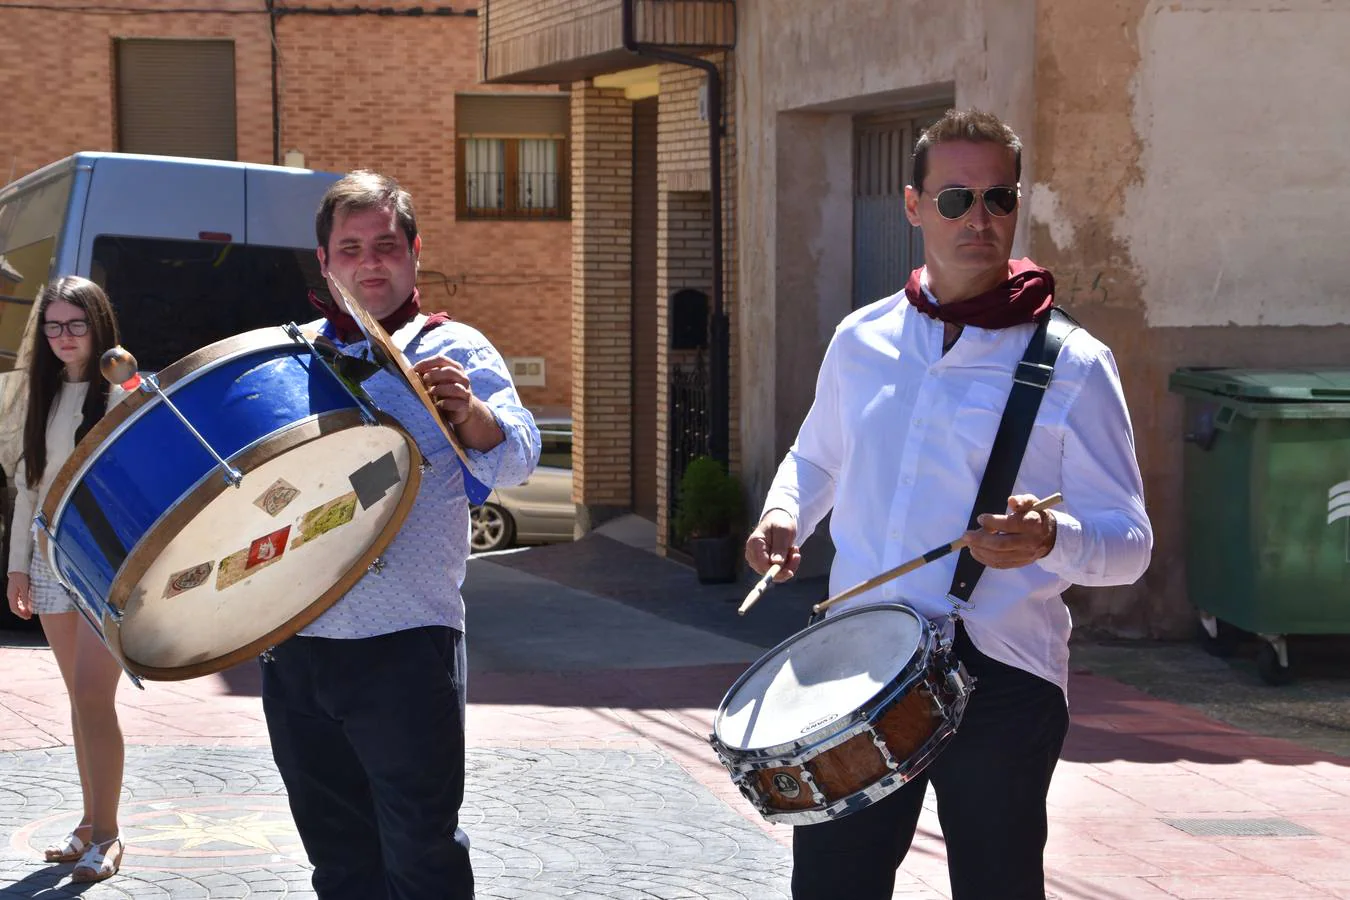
[42,319,90,338]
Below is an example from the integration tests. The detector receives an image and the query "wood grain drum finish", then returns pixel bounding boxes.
[710,605,972,825]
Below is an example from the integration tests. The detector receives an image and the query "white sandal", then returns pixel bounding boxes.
[71,835,123,884]
[43,829,89,863]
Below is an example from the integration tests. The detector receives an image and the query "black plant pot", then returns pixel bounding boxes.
[690,535,738,584]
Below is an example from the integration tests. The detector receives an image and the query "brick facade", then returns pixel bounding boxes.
[0,0,571,410]
[0,0,274,174]
[569,84,633,517]
[655,54,740,547]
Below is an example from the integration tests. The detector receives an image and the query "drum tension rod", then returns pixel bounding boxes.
[284,322,379,426]
[103,347,243,487]
[139,373,244,487]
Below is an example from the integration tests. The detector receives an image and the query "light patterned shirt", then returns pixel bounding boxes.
[298,316,539,639]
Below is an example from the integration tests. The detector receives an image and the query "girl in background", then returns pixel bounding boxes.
[6,276,127,883]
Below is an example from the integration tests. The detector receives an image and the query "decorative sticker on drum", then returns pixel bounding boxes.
[247,526,291,569]
[771,773,803,800]
[349,452,402,510]
[162,562,214,599]
[290,492,358,550]
[216,526,291,590]
[253,479,301,517]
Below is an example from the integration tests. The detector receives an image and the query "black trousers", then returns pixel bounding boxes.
[261,626,474,900]
[791,625,1070,900]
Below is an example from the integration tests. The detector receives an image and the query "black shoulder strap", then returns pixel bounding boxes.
[946,306,1080,607]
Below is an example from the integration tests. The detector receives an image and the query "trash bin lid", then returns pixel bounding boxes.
[1169,368,1350,402]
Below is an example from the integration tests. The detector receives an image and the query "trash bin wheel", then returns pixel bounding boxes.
[1198,617,1240,658]
[1256,641,1294,686]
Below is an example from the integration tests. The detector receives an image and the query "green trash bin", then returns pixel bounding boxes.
[1168,367,1350,684]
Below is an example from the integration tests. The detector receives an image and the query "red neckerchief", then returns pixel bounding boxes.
[904,258,1054,329]
[307,287,452,344]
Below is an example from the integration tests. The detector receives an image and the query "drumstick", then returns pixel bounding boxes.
[737,563,781,616]
[325,272,473,467]
[811,492,1064,616]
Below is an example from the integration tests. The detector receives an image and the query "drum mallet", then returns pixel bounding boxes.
[737,563,782,616]
[101,346,142,391]
[811,492,1064,616]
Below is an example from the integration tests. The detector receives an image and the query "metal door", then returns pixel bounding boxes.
[852,108,946,309]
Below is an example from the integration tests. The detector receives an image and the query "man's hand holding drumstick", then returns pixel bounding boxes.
[965,493,1058,569]
[739,493,1061,616]
[745,508,802,582]
[410,356,505,452]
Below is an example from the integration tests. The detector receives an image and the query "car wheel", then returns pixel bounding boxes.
[470,503,516,553]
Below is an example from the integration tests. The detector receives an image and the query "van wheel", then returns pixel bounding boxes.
[470,504,515,553]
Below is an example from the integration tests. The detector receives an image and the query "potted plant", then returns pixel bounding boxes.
[673,455,745,584]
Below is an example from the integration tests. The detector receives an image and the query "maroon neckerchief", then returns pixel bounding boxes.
[307,287,451,344]
[904,258,1054,329]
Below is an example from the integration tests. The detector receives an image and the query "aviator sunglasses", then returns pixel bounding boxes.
[929,185,1020,220]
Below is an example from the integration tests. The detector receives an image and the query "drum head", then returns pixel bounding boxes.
[714,605,926,752]
[108,414,419,679]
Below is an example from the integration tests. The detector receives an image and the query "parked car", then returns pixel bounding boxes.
[470,412,574,553]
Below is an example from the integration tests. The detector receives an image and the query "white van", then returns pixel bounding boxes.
[0,152,340,625]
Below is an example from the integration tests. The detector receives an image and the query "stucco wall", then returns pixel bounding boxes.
[736,0,1037,572]
[1033,0,1350,636]
[1123,1,1350,330]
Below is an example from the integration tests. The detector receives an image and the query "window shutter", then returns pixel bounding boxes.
[116,39,237,161]
[456,94,569,138]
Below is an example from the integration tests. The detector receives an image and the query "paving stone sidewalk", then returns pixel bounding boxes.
[1,746,791,899]
[1,531,1348,899]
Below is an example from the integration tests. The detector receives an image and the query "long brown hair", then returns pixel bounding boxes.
[21,276,120,486]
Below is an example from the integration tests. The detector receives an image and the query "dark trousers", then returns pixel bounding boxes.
[261,626,473,900]
[791,625,1070,900]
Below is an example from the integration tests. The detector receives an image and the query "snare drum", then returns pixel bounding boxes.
[709,604,973,825]
[39,326,421,682]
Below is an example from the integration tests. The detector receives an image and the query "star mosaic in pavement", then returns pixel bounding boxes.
[137,810,298,852]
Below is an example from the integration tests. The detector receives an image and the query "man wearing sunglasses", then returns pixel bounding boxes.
[746,108,1152,899]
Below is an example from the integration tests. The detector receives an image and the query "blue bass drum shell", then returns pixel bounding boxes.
[40,326,423,680]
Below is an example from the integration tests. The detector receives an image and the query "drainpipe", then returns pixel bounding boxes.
[266,0,280,166]
[621,0,730,468]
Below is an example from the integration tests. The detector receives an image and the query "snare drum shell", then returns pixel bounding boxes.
[711,604,931,764]
[709,604,972,826]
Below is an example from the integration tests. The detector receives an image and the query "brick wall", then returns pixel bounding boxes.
[0,0,273,176]
[654,52,739,549]
[569,83,633,512]
[0,0,572,410]
[657,191,711,544]
[275,9,572,409]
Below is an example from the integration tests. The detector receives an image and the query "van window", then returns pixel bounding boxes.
[0,170,73,370]
[93,236,321,371]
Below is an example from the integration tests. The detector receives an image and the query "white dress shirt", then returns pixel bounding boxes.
[762,284,1152,696]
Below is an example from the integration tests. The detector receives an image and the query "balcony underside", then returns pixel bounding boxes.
[482,0,734,85]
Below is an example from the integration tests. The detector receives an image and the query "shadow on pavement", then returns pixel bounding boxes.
[0,865,100,898]
[484,533,825,650]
